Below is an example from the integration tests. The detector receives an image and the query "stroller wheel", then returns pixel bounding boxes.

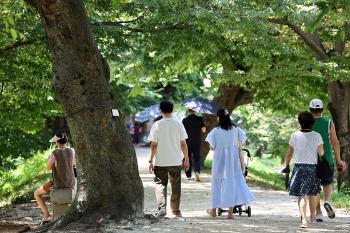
[217,208,223,216]
[233,207,238,214]
[238,206,242,216]
[247,206,251,217]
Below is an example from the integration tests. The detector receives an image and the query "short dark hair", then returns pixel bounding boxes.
[298,111,315,130]
[217,108,234,130]
[55,130,68,144]
[159,100,173,114]
[310,108,323,114]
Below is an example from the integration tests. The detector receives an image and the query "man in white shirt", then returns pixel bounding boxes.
[148,100,190,218]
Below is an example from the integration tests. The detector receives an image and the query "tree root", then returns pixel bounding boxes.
[27,212,157,232]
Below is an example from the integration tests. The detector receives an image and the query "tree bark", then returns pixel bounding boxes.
[200,84,254,165]
[24,0,144,228]
[271,18,350,186]
[328,81,350,186]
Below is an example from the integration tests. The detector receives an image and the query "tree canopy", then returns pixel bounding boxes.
[2,0,350,183]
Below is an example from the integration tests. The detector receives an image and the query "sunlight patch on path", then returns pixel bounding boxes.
[135,147,350,233]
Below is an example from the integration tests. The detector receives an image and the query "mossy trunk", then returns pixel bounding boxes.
[24,0,144,227]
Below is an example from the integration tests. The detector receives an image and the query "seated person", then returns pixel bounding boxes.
[34,131,75,222]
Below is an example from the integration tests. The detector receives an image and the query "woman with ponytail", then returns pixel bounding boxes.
[205,109,254,219]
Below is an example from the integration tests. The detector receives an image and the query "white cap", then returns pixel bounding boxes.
[49,135,61,143]
[309,99,323,109]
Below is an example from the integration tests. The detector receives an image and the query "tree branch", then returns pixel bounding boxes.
[0,81,4,96]
[233,88,255,110]
[92,21,191,33]
[331,22,350,55]
[2,40,34,52]
[269,17,329,60]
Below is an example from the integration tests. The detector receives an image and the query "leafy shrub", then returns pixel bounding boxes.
[234,105,297,160]
[0,149,52,206]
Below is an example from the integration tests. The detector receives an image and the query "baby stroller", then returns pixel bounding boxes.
[217,148,252,217]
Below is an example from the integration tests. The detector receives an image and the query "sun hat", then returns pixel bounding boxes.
[309,99,323,109]
[49,131,66,143]
[49,135,61,143]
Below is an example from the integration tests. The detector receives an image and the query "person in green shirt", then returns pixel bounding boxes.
[309,99,346,222]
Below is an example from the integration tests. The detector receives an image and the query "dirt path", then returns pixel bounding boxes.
[1,146,350,232]
[136,172,350,233]
[133,147,350,233]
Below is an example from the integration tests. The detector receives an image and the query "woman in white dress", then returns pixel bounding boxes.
[205,109,255,219]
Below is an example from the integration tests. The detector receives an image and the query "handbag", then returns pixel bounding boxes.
[316,119,334,179]
[316,156,333,179]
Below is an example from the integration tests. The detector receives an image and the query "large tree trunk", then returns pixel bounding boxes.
[328,81,350,186]
[200,84,254,165]
[25,0,144,228]
[199,53,255,165]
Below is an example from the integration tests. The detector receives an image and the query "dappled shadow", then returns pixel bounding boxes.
[136,147,350,233]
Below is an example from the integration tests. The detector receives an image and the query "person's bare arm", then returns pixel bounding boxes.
[317,143,324,157]
[148,142,157,172]
[201,127,206,133]
[284,145,294,168]
[47,154,55,170]
[330,123,346,171]
[181,140,190,171]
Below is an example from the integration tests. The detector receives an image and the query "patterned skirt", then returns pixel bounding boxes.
[289,164,321,196]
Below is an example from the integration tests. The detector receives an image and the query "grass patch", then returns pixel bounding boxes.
[246,156,285,190]
[331,189,350,209]
[0,149,52,207]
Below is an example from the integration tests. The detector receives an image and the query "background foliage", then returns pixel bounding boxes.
[1,0,350,206]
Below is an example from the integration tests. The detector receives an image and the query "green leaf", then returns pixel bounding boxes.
[340,29,346,41]
[307,7,329,32]
[7,16,15,25]
[9,28,18,40]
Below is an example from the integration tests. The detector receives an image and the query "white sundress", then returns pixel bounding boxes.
[205,126,255,208]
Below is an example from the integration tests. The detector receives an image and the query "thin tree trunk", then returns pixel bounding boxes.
[328,81,350,187]
[24,0,144,228]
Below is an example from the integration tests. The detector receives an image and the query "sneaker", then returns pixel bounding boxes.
[155,209,167,219]
[195,172,200,182]
[315,212,324,222]
[324,202,335,219]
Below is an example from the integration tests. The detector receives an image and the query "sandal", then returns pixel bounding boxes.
[310,216,316,224]
[40,217,52,225]
[300,219,308,229]
[206,209,216,218]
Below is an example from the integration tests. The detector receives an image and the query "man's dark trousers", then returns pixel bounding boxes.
[185,144,201,178]
[154,166,182,215]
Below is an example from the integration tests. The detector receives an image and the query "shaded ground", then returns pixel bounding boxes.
[1,146,350,232]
